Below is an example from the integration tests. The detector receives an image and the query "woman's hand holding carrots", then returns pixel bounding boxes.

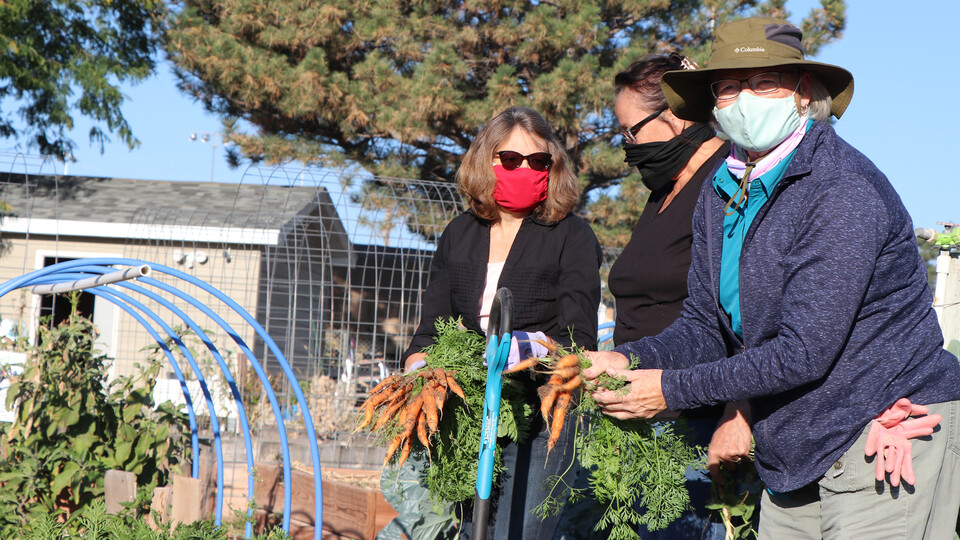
[590,367,666,420]
[581,351,629,381]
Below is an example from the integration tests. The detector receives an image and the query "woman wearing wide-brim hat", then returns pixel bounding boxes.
[583,16,960,539]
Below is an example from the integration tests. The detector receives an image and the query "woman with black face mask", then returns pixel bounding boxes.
[606,53,744,540]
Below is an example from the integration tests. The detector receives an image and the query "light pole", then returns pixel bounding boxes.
[189,132,219,182]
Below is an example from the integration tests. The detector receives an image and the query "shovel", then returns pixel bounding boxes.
[471,287,513,539]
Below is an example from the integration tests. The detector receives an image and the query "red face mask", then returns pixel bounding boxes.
[492,165,549,214]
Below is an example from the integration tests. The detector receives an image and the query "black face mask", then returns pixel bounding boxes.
[623,123,715,192]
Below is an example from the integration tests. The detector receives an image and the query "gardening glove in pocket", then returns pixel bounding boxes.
[864,398,941,487]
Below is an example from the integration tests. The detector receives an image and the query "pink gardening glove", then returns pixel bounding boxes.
[864,398,941,487]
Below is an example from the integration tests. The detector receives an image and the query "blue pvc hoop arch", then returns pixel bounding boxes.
[26,276,204,477]
[76,265,296,537]
[598,321,615,344]
[29,272,235,530]
[0,259,324,538]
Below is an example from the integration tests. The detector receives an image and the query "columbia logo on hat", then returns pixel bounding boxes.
[734,46,765,53]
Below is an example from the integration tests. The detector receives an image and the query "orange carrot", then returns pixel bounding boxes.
[552,366,579,381]
[445,375,465,400]
[396,401,409,428]
[361,389,393,412]
[397,437,413,467]
[423,382,440,433]
[433,384,447,417]
[548,393,571,452]
[556,354,579,369]
[383,434,403,466]
[533,338,559,354]
[403,395,424,435]
[355,402,376,432]
[386,382,411,403]
[433,368,448,388]
[373,394,407,430]
[416,412,430,448]
[504,357,540,374]
[559,375,582,392]
[540,386,559,423]
[370,374,402,395]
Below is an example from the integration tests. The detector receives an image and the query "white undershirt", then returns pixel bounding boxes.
[478,261,506,333]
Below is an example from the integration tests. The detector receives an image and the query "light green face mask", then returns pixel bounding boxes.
[713,92,803,153]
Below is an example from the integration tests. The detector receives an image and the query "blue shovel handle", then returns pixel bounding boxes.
[472,287,513,539]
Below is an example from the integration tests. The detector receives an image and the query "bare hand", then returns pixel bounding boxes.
[591,367,666,420]
[582,351,629,381]
[707,401,752,483]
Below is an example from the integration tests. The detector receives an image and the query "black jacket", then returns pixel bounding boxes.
[403,210,602,361]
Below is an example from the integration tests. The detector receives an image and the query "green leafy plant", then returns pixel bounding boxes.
[705,456,762,540]
[0,296,190,534]
[19,499,292,539]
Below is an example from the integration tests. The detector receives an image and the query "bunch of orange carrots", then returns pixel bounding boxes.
[503,340,583,452]
[356,338,584,466]
[355,367,465,467]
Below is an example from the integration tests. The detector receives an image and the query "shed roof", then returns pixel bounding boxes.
[0,173,325,228]
[0,173,351,252]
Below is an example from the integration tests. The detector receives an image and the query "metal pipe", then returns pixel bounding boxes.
[29,264,149,295]
[49,264,285,535]
[915,227,938,243]
[138,259,324,538]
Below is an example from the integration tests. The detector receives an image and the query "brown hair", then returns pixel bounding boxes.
[614,52,687,111]
[456,107,579,223]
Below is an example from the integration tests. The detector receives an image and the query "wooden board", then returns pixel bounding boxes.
[104,470,136,514]
[197,445,217,516]
[255,464,394,540]
[171,474,203,525]
[147,485,172,529]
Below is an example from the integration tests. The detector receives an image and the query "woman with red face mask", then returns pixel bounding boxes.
[383,107,602,540]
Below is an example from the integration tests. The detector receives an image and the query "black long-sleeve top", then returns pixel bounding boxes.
[403,210,603,361]
[608,143,729,345]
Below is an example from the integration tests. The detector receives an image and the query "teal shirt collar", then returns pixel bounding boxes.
[712,149,798,338]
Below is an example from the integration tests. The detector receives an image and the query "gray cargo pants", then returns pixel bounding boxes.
[759,399,960,539]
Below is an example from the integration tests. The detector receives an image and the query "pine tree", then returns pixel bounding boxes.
[167,0,846,245]
[1,0,167,159]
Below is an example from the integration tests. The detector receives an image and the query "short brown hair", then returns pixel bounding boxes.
[456,107,579,223]
[614,53,686,111]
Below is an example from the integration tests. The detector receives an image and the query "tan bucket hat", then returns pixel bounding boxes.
[661,17,854,122]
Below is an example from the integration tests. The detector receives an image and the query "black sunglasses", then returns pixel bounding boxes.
[622,107,667,144]
[495,150,553,171]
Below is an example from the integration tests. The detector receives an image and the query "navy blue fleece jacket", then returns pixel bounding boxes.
[614,121,960,492]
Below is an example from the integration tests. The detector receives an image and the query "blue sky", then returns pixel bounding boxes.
[21,0,960,230]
